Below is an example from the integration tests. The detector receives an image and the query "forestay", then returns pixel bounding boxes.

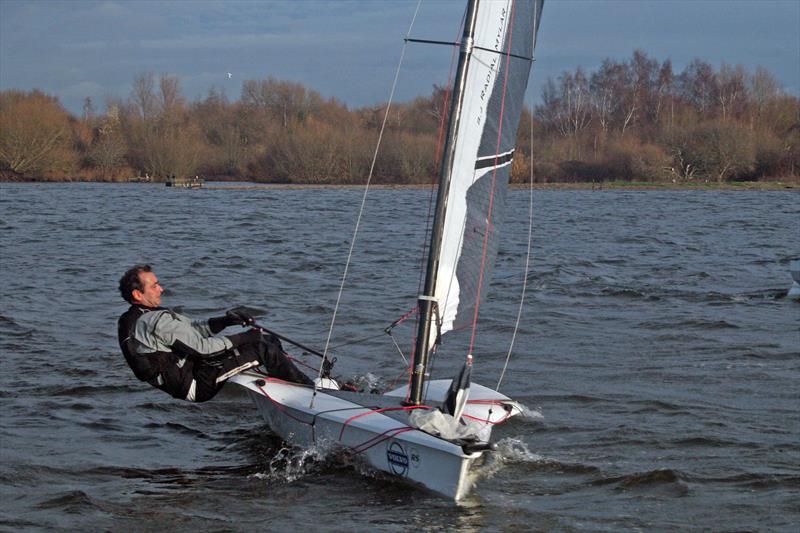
[431,0,544,346]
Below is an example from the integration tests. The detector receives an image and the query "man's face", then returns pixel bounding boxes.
[132,271,163,307]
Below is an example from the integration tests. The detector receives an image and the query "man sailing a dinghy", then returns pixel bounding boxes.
[117,264,313,402]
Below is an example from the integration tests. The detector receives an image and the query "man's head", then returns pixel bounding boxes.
[119,265,163,307]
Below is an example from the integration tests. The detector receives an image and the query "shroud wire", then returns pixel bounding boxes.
[312,0,425,406]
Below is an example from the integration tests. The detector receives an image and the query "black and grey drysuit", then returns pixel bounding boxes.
[117,305,312,402]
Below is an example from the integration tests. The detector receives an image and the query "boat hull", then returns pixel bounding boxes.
[229,371,521,500]
[789,260,800,299]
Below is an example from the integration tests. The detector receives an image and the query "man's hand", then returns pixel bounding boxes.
[208,307,256,334]
[226,308,255,327]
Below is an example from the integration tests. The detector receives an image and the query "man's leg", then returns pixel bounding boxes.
[192,349,262,402]
[254,334,314,385]
[191,335,313,401]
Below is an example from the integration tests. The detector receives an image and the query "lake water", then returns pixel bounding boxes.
[0,183,798,531]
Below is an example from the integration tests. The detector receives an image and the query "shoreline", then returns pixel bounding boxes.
[1,180,797,191]
[205,181,799,191]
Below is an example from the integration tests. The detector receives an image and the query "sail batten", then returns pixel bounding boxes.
[475,149,515,170]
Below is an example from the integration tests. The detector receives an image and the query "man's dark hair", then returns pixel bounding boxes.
[119,264,152,303]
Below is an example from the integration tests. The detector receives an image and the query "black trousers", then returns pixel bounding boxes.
[192,334,313,402]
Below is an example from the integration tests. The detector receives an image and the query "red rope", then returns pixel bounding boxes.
[285,353,318,373]
[390,306,418,329]
[463,411,511,425]
[254,380,438,457]
[338,404,430,441]
[468,1,518,355]
[351,427,415,454]
[431,6,466,184]
[388,365,411,390]
[432,31,460,169]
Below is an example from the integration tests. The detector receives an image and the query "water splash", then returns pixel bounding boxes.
[472,437,544,482]
[249,441,337,483]
[349,372,385,391]
[493,437,543,462]
[332,372,391,393]
[516,402,544,420]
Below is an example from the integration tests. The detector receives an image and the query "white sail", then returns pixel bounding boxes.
[431,0,543,344]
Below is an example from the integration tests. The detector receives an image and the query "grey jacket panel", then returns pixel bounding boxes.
[133,309,233,357]
[191,319,214,337]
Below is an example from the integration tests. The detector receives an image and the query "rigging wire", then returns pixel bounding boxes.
[490,0,539,390]
[388,333,409,366]
[312,0,425,405]
[496,104,535,392]
[328,332,385,351]
[496,0,542,392]
[327,307,415,364]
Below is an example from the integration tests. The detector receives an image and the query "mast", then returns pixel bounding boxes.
[408,0,481,406]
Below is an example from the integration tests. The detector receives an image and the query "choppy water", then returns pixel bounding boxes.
[0,183,798,531]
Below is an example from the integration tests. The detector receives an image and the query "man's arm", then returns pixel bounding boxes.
[146,310,233,357]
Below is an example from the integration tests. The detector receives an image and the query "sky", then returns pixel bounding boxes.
[1,0,798,115]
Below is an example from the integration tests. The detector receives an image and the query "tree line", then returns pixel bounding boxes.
[530,51,799,183]
[1,51,797,184]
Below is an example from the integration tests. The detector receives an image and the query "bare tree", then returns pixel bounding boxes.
[679,59,718,116]
[82,96,95,122]
[242,77,318,128]
[537,70,591,143]
[158,74,185,120]
[716,63,747,121]
[654,60,675,127]
[748,67,782,129]
[131,72,157,120]
[87,105,126,179]
[590,59,621,135]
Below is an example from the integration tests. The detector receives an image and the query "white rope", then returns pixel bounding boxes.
[312,0,425,404]
[496,106,535,392]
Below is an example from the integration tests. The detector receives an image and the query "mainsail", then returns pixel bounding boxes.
[410,0,544,405]
[434,0,542,341]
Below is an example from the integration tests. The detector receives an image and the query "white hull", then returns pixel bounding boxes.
[789,282,800,299]
[229,371,522,500]
[789,260,800,299]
